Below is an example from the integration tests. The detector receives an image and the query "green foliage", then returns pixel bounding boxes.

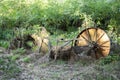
[99,54,120,65]
[11,48,26,61]
[81,0,120,29]
[0,0,119,29]
[0,40,9,48]
[11,54,21,61]
[22,56,31,63]
[0,28,13,40]
[0,56,21,79]
[0,0,84,30]
[0,0,119,36]
[12,48,26,55]
[11,47,31,62]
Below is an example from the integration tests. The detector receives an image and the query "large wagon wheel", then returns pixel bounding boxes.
[75,28,110,59]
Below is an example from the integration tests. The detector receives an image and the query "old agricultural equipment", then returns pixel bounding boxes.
[10,27,110,60]
[49,27,110,60]
[74,27,110,59]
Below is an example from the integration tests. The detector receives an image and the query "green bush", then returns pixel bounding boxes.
[0,0,120,47]
[81,0,120,30]
[0,0,119,30]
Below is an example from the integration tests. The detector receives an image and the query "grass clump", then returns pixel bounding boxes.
[11,54,21,61]
[22,56,31,63]
[99,54,120,65]
[0,56,21,80]
[12,48,26,55]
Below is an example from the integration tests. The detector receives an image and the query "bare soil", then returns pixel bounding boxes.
[0,45,120,80]
[15,54,120,80]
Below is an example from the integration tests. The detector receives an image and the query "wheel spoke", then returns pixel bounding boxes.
[100,48,110,51]
[99,45,109,48]
[96,33,105,42]
[81,35,91,44]
[86,29,92,42]
[94,28,98,42]
[99,41,109,46]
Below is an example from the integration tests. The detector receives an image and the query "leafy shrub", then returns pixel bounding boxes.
[81,0,120,30]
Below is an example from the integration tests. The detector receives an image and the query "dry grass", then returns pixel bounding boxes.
[0,43,120,80]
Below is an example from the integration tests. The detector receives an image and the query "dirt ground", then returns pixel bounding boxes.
[15,54,120,80]
[0,47,120,80]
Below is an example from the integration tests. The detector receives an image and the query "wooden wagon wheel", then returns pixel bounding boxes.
[75,28,110,59]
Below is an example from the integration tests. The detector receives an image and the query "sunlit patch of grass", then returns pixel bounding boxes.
[11,54,21,61]
[22,56,31,63]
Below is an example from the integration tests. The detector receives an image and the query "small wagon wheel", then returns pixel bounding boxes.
[75,28,110,59]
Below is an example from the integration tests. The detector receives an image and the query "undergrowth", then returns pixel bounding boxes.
[0,56,21,80]
[99,54,120,65]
